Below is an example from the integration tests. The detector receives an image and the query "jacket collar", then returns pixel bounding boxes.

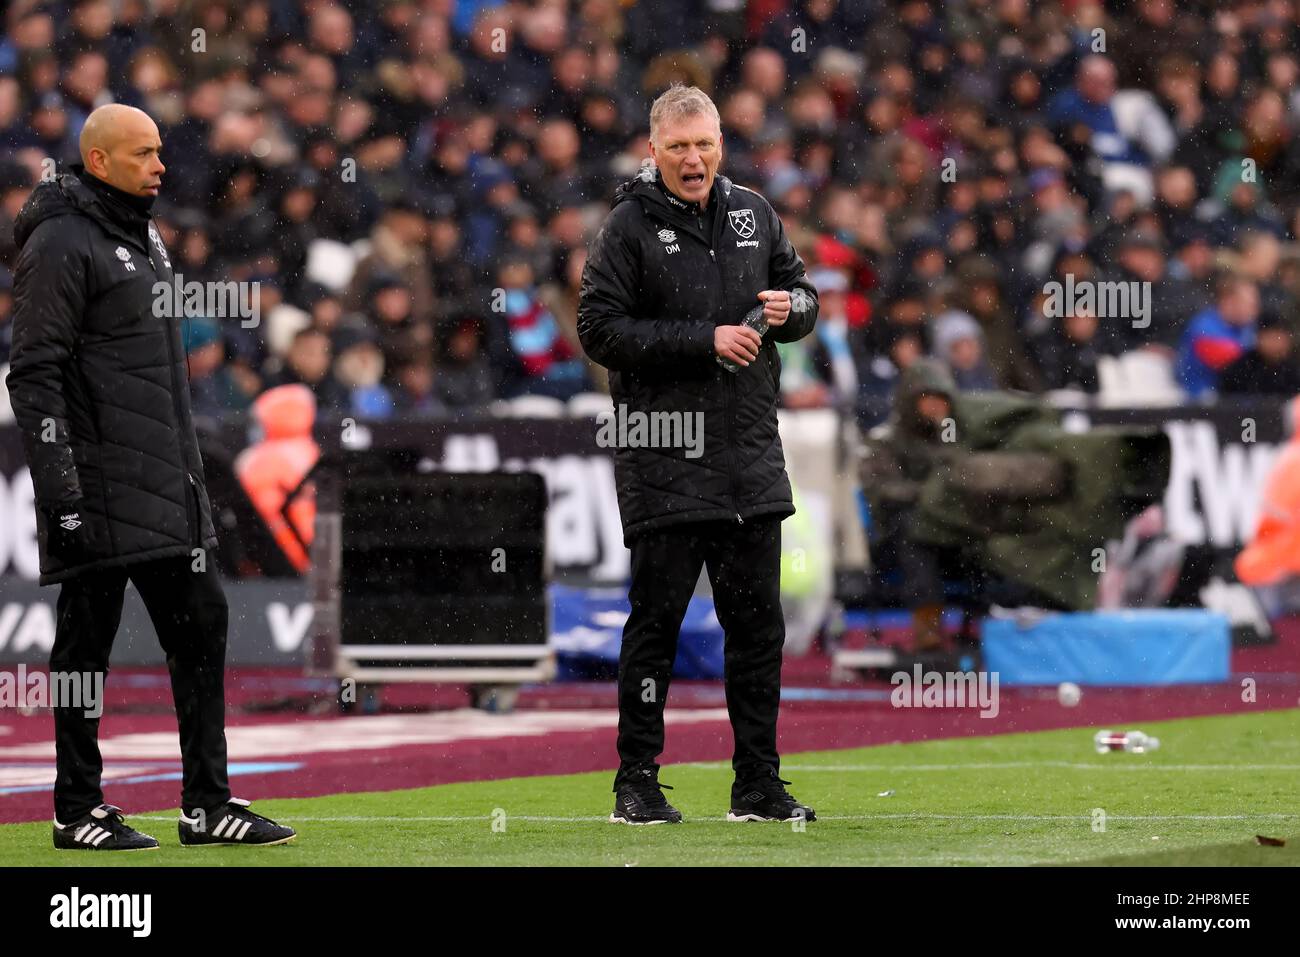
[63,166,155,253]
[614,163,734,245]
[654,176,710,216]
[73,164,157,222]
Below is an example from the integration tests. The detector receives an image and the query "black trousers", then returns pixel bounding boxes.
[615,516,785,787]
[50,556,231,822]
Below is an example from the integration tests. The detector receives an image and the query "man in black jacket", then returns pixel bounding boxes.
[578,85,820,824]
[6,104,294,850]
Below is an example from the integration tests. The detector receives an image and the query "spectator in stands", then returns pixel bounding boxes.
[29,93,76,166]
[954,257,1042,392]
[270,167,323,303]
[522,117,599,216]
[858,327,923,427]
[347,198,435,323]
[1204,162,1288,247]
[302,283,345,337]
[866,280,930,357]
[366,273,433,375]
[434,312,495,409]
[1236,231,1298,329]
[207,158,276,276]
[1219,313,1300,397]
[0,79,36,153]
[1152,164,1204,250]
[427,201,476,306]
[495,256,588,400]
[1046,55,1174,202]
[0,160,34,267]
[789,267,867,409]
[463,159,523,269]
[1032,304,1114,395]
[541,246,608,394]
[931,309,996,392]
[1110,230,1206,351]
[332,325,394,419]
[0,0,1296,433]
[1169,226,1217,286]
[266,327,349,413]
[301,128,376,242]
[1177,275,1261,399]
[168,211,215,284]
[184,317,254,419]
[1022,165,1089,279]
[391,359,443,417]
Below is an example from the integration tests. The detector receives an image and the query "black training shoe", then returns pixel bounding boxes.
[178,798,296,846]
[53,804,160,851]
[609,767,683,825]
[728,771,817,822]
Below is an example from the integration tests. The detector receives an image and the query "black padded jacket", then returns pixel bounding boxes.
[6,166,217,584]
[578,165,819,543]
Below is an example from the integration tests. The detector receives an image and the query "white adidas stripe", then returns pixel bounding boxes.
[199,815,253,841]
[91,828,112,847]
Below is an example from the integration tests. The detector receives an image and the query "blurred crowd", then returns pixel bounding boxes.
[2,0,1300,429]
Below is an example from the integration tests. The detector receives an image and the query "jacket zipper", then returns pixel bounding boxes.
[186,472,200,548]
[701,209,743,525]
[151,228,195,545]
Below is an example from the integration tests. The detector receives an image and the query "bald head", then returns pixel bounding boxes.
[79,104,165,197]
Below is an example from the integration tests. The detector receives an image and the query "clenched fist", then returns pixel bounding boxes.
[715,325,762,367]
[757,289,791,327]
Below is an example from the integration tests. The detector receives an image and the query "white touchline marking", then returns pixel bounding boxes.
[132,813,1300,823]
[685,762,1300,772]
[136,815,606,823]
[814,813,1300,821]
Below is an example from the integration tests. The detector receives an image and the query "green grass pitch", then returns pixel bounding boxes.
[2,710,1296,866]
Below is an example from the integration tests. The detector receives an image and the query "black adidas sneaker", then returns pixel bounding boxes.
[53,804,159,851]
[609,767,683,825]
[728,771,817,822]
[178,798,296,846]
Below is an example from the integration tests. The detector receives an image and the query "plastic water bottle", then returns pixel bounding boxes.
[1094,729,1161,754]
[717,304,769,373]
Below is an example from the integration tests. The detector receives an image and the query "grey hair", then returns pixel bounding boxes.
[649,84,721,146]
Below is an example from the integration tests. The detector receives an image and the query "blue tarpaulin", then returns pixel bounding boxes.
[549,584,725,680]
[981,609,1231,686]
